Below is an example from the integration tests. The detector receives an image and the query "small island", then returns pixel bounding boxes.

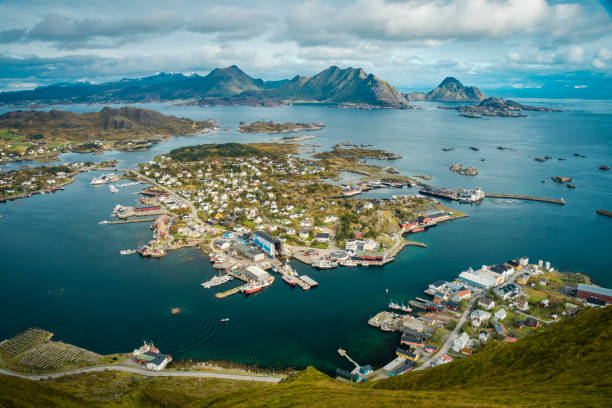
[238,121,325,134]
[314,147,401,160]
[449,164,478,176]
[439,97,562,118]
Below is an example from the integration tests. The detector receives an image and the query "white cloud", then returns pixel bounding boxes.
[592,58,606,69]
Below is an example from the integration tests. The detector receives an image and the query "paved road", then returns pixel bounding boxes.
[0,365,283,383]
[415,297,477,370]
[132,171,202,225]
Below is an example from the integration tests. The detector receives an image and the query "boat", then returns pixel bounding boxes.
[242,282,263,294]
[201,274,234,288]
[91,173,120,185]
[220,318,230,322]
[119,249,137,255]
[109,185,118,193]
[313,259,338,269]
[282,275,298,286]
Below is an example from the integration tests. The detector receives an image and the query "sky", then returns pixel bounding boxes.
[0,0,611,96]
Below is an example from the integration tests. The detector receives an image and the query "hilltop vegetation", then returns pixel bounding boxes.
[238,120,324,134]
[1,307,609,407]
[168,142,298,162]
[0,107,214,142]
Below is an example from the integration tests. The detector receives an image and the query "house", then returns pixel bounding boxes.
[452,332,470,352]
[479,331,490,342]
[401,335,424,347]
[478,297,495,310]
[470,309,491,327]
[489,263,514,278]
[429,280,447,292]
[358,365,373,375]
[494,322,507,335]
[494,308,507,321]
[446,301,460,311]
[525,317,541,328]
[494,282,519,300]
[396,348,419,361]
[299,230,309,240]
[541,298,550,308]
[402,318,424,333]
[314,232,331,243]
[363,201,374,210]
[514,298,529,311]
[363,239,378,251]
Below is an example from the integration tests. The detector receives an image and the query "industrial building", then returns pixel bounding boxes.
[244,265,272,282]
[577,283,612,304]
[253,230,281,257]
[234,243,264,262]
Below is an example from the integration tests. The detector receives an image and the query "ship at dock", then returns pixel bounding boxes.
[91,173,121,185]
[420,187,485,202]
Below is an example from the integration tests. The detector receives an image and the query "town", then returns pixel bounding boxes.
[334,257,611,382]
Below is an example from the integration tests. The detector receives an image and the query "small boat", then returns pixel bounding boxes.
[220,318,230,322]
[109,185,118,193]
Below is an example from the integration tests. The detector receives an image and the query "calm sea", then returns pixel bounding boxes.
[1,100,610,374]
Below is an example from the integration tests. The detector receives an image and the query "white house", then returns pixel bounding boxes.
[494,308,507,321]
[453,332,470,352]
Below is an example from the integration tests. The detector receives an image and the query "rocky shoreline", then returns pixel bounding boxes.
[439,97,562,118]
[449,164,478,176]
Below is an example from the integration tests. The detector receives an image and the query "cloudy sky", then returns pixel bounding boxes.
[0,0,611,94]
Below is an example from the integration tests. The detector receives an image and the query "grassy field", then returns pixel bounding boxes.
[1,307,609,407]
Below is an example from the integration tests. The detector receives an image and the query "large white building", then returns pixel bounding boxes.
[458,266,504,289]
[244,265,271,282]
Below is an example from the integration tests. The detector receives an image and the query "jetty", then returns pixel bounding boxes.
[596,209,612,218]
[215,285,246,299]
[485,193,565,205]
[99,218,155,225]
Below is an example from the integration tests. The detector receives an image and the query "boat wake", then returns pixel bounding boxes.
[154,315,233,356]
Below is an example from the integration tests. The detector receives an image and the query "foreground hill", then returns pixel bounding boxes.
[406,77,486,102]
[0,107,214,142]
[1,307,609,407]
[0,66,410,109]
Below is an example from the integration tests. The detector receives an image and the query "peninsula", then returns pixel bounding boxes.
[0,107,216,164]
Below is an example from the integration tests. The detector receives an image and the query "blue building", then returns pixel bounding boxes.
[253,230,281,257]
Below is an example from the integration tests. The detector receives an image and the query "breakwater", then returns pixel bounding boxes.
[485,193,566,205]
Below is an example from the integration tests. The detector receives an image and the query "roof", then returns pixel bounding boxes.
[577,283,612,298]
[431,280,447,287]
[254,230,280,244]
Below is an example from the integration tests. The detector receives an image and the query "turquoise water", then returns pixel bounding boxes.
[1,100,611,374]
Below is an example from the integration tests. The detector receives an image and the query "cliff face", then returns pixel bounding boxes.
[406,77,486,102]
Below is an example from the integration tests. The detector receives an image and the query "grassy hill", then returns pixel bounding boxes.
[1,307,610,407]
[0,107,214,143]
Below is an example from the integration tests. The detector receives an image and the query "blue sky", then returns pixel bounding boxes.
[0,0,611,95]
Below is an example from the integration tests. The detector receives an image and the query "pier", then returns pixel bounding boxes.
[337,348,361,372]
[485,193,565,205]
[99,218,155,225]
[215,285,246,299]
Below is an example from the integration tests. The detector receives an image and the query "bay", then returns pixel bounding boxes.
[0,99,610,374]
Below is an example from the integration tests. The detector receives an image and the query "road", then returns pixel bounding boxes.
[0,365,283,383]
[415,297,477,370]
[131,170,202,225]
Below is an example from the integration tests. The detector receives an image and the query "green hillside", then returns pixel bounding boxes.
[1,307,610,407]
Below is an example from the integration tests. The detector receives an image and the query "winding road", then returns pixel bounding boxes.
[415,296,477,370]
[0,365,283,383]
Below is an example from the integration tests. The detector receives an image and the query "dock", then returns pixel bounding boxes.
[215,285,246,299]
[99,218,155,225]
[300,275,318,287]
[485,193,565,205]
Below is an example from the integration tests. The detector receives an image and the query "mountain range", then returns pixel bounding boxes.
[0,65,410,108]
[406,77,486,102]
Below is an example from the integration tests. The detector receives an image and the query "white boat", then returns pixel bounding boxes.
[109,185,118,193]
[91,173,120,185]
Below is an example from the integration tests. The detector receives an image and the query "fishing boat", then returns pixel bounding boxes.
[282,274,298,286]
[220,318,230,322]
[242,282,263,294]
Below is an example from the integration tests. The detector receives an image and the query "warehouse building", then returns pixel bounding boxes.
[577,283,612,304]
[253,230,281,257]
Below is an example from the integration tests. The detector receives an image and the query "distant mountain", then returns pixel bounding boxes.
[0,66,286,105]
[254,66,410,107]
[406,77,486,102]
[0,65,410,109]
